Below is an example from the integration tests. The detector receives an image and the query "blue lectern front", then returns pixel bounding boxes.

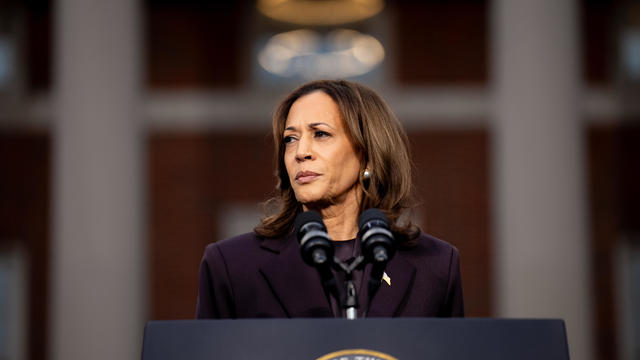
[141,318,569,360]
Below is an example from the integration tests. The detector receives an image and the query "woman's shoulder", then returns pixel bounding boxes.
[204,232,260,252]
[202,232,291,260]
[400,232,460,260]
[397,233,461,283]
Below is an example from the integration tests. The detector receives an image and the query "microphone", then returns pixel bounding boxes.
[358,208,395,265]
[358,209,395,314]
[294,210,334,267]
[294,210,339,305]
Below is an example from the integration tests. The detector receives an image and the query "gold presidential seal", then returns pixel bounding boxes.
[316,349,398,360]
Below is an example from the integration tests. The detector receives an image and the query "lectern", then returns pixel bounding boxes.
[141,318,569,360]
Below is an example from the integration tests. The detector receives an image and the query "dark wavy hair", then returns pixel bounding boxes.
[254,80,420,246]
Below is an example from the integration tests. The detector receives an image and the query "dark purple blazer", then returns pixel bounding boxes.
[196,232,463,318]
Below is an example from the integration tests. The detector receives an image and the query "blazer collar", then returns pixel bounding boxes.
[259,233,416,318]
[363,252,417,317]
[259,233,290,253]
[259,233,333,317]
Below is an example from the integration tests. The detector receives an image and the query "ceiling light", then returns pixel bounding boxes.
[258,29,385,79]
[257,0,384,26]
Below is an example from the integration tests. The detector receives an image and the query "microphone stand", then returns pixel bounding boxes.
[333,255,365,320]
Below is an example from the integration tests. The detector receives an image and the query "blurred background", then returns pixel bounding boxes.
[0,0,639,359]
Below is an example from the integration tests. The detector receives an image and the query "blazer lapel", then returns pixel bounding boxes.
[259,234,333,318]
[364,253,416,317]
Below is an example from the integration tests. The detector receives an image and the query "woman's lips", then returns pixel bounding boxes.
[295,171,320,184]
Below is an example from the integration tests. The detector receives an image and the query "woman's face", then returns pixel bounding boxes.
[283,91,361,209]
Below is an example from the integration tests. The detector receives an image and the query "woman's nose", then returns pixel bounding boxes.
[295,137,313,162]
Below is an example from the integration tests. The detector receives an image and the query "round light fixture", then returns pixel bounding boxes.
[258,29,385,79]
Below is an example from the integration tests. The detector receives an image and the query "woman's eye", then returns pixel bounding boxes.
[314,130,330,138]
[283,135,296,144]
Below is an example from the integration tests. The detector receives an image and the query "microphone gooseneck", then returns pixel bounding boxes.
[294,211,340,308]
[358,208,396,317]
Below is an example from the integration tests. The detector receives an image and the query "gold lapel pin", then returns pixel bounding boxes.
[382,271,391,286]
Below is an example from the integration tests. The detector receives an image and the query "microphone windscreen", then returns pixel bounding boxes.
[358,208,389,230]
[294,210,324,236]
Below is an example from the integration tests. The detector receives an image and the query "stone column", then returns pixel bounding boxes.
[491,1,592,360]
[50,1,145,359]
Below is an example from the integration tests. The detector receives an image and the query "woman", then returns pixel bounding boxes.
[196,80,463,318]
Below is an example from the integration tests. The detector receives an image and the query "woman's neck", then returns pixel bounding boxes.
[320,205,359,241]
[303,189,360,241]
